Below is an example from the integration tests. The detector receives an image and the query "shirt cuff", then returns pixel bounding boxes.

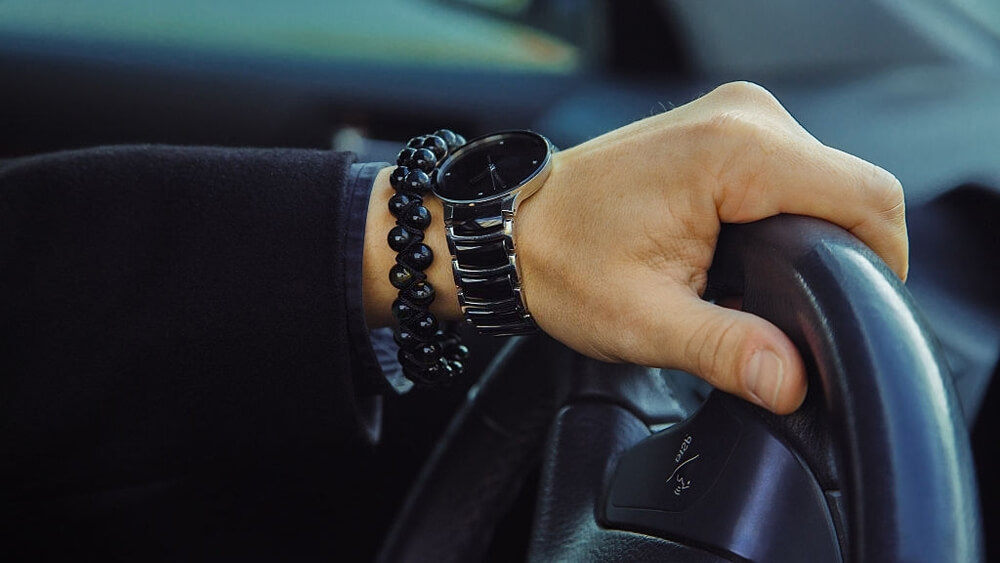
[343,161,412,396]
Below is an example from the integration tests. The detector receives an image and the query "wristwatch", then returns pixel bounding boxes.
[433,130,554,336]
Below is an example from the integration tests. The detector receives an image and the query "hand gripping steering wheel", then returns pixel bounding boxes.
[377,215,984,562]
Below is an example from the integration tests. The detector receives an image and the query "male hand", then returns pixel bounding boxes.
[515,81,907,414]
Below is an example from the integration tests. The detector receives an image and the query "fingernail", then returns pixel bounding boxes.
[744,349,785,411]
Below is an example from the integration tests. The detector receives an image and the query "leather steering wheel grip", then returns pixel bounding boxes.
[705,215,984,561]
[538,215,983,561]
[709,216,983,562]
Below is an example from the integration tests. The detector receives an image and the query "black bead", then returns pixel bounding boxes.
[411,311,439,337]
[396,147,416,168]
[412,357,452,384]
[405,282,435,306]
[434,129,458,148]
[390,166,409,190]
[394,327,465,386]
[397,348,419,368]
[392,297,420,322]
[394,326,417,348]
[403,169,432,195]
[437,357,456,378]
[407,362,444,386]
[387,225,412,252]
[445,343,470,361]
[388,192,412,217]
[453,133,467,147]
[407,135,427,149]
[389,263,416,289]
[400,205,431,230]
[421,135,448,159]
[414,341,442,364]
[403,243,433,271]
[411,148,437,173]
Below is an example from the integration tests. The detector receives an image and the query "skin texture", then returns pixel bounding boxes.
[364,81,908,414]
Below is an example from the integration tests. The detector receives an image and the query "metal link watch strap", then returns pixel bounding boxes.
[444,202,538,336]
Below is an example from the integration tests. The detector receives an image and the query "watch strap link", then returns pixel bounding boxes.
[445,203,538,336]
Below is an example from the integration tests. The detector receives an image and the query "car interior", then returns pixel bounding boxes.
[2,0,999,561]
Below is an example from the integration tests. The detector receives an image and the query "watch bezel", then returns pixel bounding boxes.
[433,130,553,206]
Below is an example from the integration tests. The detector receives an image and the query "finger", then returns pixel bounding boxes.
[718,140,909,280]
[632,294,808,413]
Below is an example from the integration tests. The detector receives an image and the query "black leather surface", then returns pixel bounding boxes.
[376,334,706,562]
[528,403,726,563]
[375,335,574,563]
[604,392,843,562]
[707,215,984,562]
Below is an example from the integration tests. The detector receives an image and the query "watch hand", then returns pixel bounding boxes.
[485,155,508,190]
[467,155,506,192]
[489,165,506,190]
[468,161,492,186]
[488,160,499,192]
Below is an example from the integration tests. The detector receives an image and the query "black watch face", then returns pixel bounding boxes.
[435,131,549,202]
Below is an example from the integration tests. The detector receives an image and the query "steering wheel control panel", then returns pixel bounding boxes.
[603,392,842,563]
[610,397,741,513]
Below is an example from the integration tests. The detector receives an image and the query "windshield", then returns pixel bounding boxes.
[0,0,581,73]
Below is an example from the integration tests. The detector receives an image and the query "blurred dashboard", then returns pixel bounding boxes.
[0,0,583,156]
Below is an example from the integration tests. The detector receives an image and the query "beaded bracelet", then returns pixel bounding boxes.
[387,129,469,387]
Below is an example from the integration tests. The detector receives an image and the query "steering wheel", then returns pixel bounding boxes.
[375,215,984,562]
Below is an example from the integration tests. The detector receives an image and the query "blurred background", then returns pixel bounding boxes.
[3,0,1000,206]
[3,1,1000,560]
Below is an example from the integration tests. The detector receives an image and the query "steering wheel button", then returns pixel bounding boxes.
[608,399,742,513]
[603,393,842,562]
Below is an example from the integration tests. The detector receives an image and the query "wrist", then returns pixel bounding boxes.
[420,188,464,323]
[510,149,570,334]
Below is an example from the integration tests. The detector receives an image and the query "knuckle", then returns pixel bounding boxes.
[702,116,777,217]
[711,81,782,111]
[704,108,756,137]
[695,109,771,165]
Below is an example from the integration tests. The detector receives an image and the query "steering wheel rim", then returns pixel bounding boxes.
[704,215,983,561]
[377,215,984,562]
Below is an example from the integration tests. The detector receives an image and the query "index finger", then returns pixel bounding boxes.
[720,139,909,280]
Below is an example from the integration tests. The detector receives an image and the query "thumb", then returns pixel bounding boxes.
[664,298,808,414]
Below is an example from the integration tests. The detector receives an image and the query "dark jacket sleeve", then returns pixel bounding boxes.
[0,145,382,505]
